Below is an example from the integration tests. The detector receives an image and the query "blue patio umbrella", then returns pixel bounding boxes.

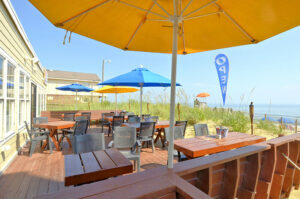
[56,83,93,109]
[0,79,14,87]
[279,117,295,124]
[261,116,277,122]
[98,67,181,116]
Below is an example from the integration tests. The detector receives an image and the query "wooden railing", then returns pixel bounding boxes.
[37,133,300,199]
[41,110,119,122]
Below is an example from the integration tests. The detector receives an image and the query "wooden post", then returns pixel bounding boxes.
[128,101,131,111]
[295,119,298,133]
[177,103,180,121]
[264,114,267,120]
[147,103,149,113]
[249,102,254,135]
[280,117,283,131]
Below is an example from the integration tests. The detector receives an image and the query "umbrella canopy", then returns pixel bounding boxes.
[197,92,210,98]
[98,67,181,116]
[93,85,139,94]
[56,83,94,92]
[93,86,139,112]
[30,0,300,169]
[56,83,93,109]
[98,67,181,87]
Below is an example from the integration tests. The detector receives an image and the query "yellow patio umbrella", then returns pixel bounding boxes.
[92,86,139,112]
[29,0,300,168]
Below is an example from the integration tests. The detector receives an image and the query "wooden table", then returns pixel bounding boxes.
[35,121,75,151]
[105,115,128,122]
[174,132,266,158]
[64,148,133,186]
[123,121,170,147]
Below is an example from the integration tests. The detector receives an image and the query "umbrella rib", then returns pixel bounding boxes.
[214,3,256,43]
[125,2,156,50]
[180,0,193,17]
[151,0,171,17]
[119,1,169,20]
[57,0,112,26]
[183,0,217,18]
[183,11,222,21]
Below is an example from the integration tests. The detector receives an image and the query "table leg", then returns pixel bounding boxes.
[49,129,60,151]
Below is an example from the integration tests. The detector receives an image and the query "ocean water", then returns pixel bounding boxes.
[207,104,300,119]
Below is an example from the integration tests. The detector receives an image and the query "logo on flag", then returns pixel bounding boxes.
[215,54,229,105]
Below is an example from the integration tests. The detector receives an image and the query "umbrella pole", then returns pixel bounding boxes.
[76,91,78,110]
[167,16,179,169]
[140,86,143,117]
[115,93,117,113]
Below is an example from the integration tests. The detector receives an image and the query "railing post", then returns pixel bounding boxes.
[265,114,267,120]
[177,103,180,121]
[147,102,149,113]
[295,119,298,133]
[249,102,254,135]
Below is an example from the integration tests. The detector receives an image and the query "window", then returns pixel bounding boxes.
[0,57,3,136]
[25,76,30,121]
[19,71,25,126]
[6,63,15,133]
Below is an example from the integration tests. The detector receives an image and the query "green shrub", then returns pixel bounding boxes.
[221,111,250,132]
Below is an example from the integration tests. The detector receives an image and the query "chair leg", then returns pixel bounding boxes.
[29,141,37,157]
[137,158,140,172]
[48,136,52,154]
[151,139,155,153]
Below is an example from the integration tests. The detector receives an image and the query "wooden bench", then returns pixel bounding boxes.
[41,110,120,123]
[37,133,300,199]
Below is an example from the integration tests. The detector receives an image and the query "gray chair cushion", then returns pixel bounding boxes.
[73,133,105,154]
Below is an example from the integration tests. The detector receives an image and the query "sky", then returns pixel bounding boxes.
[10,0,300,106]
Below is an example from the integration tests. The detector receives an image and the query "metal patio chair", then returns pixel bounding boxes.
[164,126,187,162]
[108,126,141,172]
[175,120,188,137]
[194,124,209,136]
[138,122,156,153]
[73,133,105,154]
[63,113,75,121]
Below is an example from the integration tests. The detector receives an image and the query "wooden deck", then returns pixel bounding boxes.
[0,126,175,199]
[0,126,299,199]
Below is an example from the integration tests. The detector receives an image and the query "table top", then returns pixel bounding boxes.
[174,132,266,158]
[35,121,75,130]
[123,120,170,129]
[64,148,133,186]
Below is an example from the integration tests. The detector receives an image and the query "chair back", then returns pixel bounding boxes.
[102,112,114,122]
[128,115,140,123]
[139,122,155,138]
[164,126,185,142]
[194,124,209,136]
[75,116,88,121]
[81,112,91,120]
[74,133,105,154]
[142,114,151,120]
[126,112,135,116]
[145,116,159,122]
[64,113,75,121]
[33,117,48,124]
[24,121,33,140]
[175,121,187,136]
[119,111,127,116]
[113,127,136,149]
[73,120,89,135]
[112,116,124,129]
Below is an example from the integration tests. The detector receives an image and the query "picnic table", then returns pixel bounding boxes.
[174,132,266,158]
[34,121,75,151]
[123,121,170,147]
[64,148,133,186]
